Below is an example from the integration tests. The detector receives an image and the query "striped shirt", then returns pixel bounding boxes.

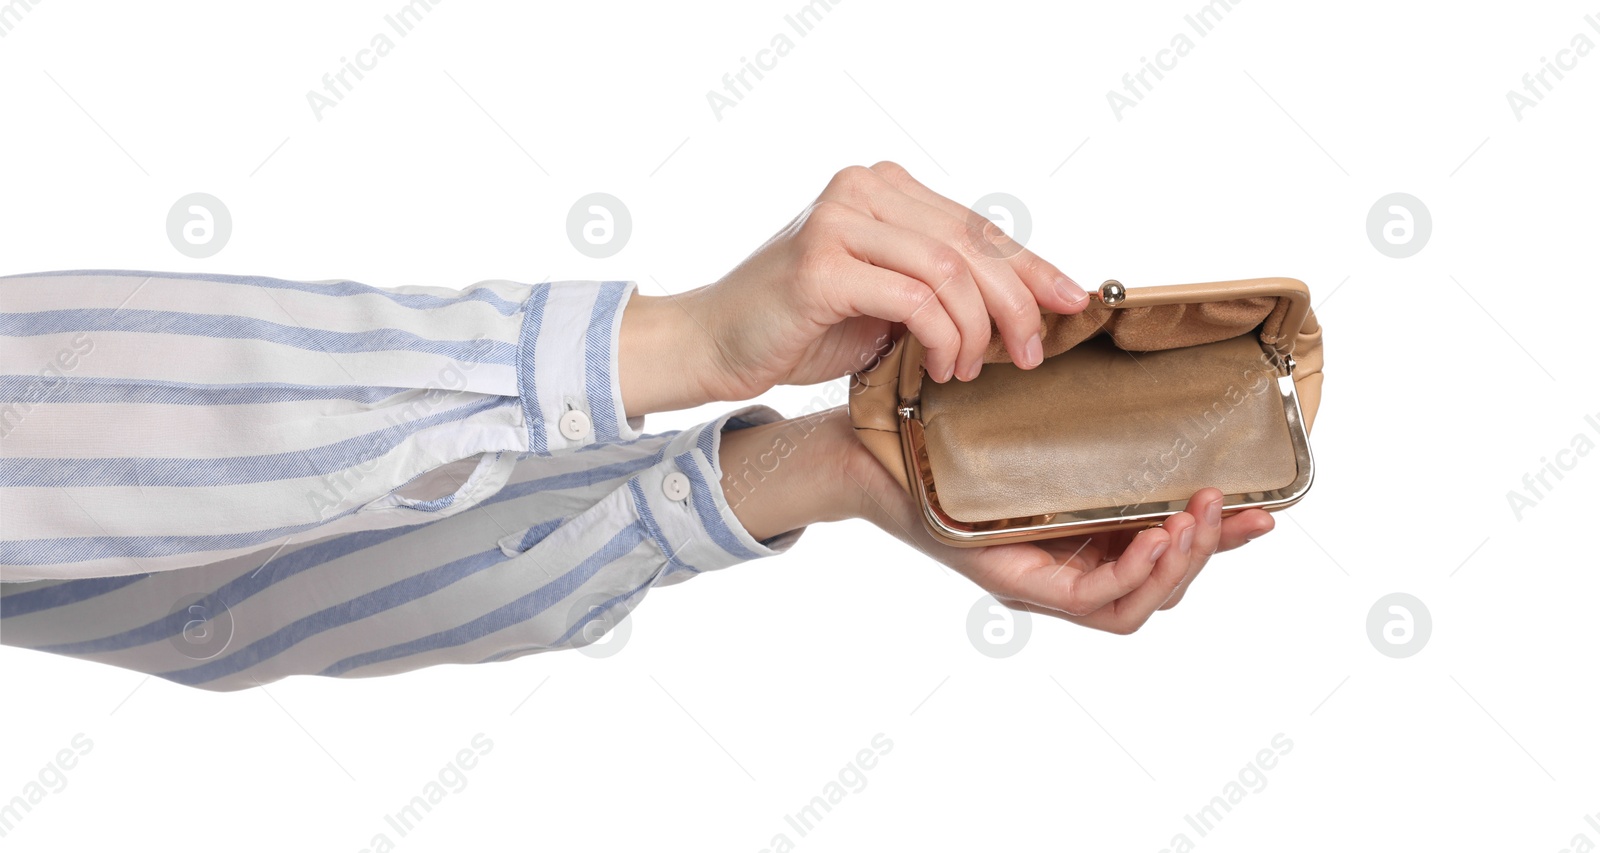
[0,270,800,688]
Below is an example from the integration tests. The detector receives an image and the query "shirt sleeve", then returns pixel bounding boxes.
[0,405,805,691]
[0,270,646,582]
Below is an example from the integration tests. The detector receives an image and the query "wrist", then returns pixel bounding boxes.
[717,406,865,542]
[617,287,720,418]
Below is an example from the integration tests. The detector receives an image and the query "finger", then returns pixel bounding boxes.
[1161,504,1274,612]
[1157,490,1223,611]
[819,168,992,377]
[1096,513,1197,629]
[1100,526,1138,562]
[1007,247,1089,316]
[1000,525,1171,616]
[1218,509,1274,552]
[830,179,999,380]
[824,251,964,384]
[829,214,987,383]
[1190,488,1225,558]
[867,160,1090,316]
[1035,533,1102,571]
[836,204,995,382]
[864,164,1049,368]
[996,520,1187,633]
[1011,510,1276,620]
[864,160,1078,300]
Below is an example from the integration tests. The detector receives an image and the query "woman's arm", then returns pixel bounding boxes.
[0,273,692,582]
[0,405,802,690]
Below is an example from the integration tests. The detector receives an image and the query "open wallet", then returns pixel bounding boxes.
[847,277,1325,548]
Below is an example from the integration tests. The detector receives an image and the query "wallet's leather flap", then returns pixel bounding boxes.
[974,295,1280,365]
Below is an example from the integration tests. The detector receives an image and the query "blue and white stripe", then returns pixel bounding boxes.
[0,406,799,690]
[0,270,659,580]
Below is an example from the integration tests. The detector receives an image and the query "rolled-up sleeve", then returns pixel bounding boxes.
[0,270,644,581]
[0,405,806,691]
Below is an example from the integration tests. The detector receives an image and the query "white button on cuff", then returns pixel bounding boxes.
[662,472,691,502]
[558,409,592,441]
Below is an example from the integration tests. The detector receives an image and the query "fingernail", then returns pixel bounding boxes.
[1245,525,1268,540]
[935,361,953,383]
[1023,333,1043,368]
[1057,276,1089,306]
[964,356,983,381]
[1150,538,1169,561]
[1206,498,1222,527]
[1178,526,1194,555]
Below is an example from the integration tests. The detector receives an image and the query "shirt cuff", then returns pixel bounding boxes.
[517,280,642,455]
[626,404,806,583]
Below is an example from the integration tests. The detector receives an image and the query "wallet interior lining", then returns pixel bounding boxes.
[921,326,1299,523]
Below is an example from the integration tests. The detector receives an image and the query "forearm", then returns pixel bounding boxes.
[0,272,527,579]
[716,405,865,542]
[0,410,801,689]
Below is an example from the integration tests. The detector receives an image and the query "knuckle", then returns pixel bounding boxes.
[1014,251,1050,280]
[1058,594,1095,618]
[927,247,966,286]
[885,273,923,305]
[796,241,844,282]
[995,290,1039,328]
[1110,618,1144,636]
[799,202,852,247]
[980,216,1012,244]
[805,199,851,230]
[889,277,933,318]
[868,160,909,182]
[828,165,876,198]
[985,296,1036,332]
[951,219,987,255]
[957,218,1009,261]
[925,320,961,351]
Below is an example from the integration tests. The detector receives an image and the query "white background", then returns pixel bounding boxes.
[2,1,1597,850]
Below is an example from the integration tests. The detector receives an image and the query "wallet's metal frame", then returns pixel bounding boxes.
[896,356,1316,548]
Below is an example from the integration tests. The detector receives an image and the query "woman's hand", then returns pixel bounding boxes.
[621,162,1091,416]
[719,407,1275,635]
[848,441,1272,634]
[836,420,1274,633]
